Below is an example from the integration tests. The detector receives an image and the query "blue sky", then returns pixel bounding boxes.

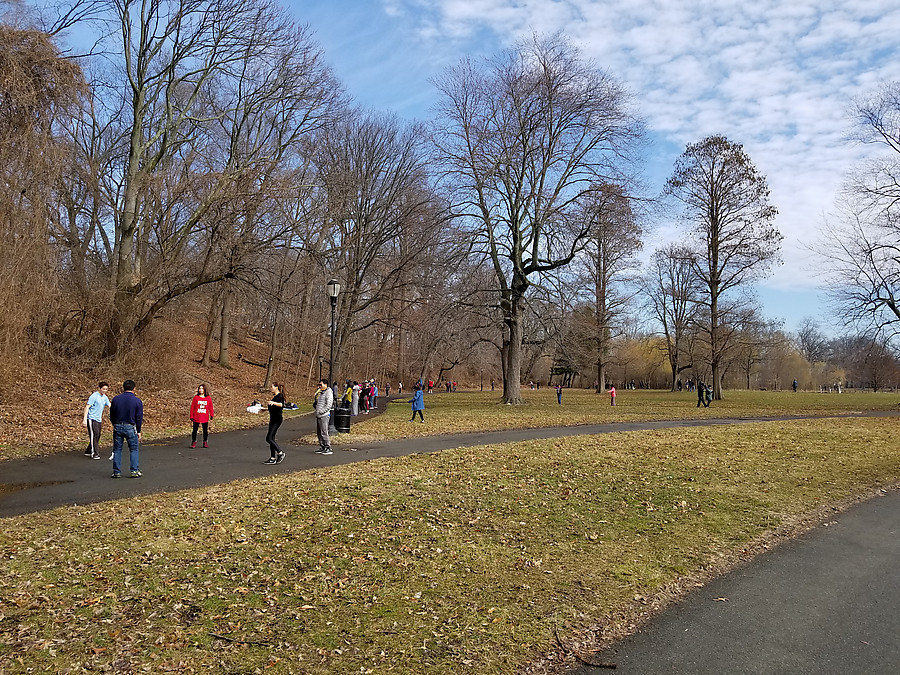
[293,1,900,334]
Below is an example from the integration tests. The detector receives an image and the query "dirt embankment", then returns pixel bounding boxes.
[0,325,320,460]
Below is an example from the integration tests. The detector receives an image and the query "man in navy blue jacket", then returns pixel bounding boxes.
[109,380,144,478]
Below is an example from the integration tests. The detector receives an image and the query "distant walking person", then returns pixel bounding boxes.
[264,382,286,465]
[556,383,562,405]
[314,378,334,455]
[351,381,360,416]
[342,381,352,409]
[361,380,370,414]
[792,378,798,393]
[189,384,215,448]
[109,380,143,478]
[608,385,616,406]
[82,381,110,460]
[704,383,712,407]
[697,382,705,408]
[409,384,425,422]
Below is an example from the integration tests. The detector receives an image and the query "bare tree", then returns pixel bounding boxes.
[731,309,782,390]
[575,184,642,392]
[644,244,701,391]
[666,135,781,399]
[69,0,341,356]
[315,111,447,383]
[0,25,84,366]
[794,316,829,363]
[432,33,644,403]
[817,82,900,341]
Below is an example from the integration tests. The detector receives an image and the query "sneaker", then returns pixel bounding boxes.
[275,452,286,464]
[108,453,114,460]
[111,472,120,479]
[130,470,143,478]
[315,448,326,454]
[203,441,208,448]
[84,449,93,456]
[320,449,333,455]
[91,453,101,460]
[263,457,277,464]
[191,442,196,449]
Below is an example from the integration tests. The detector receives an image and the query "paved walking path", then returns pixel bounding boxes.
[573,487,900,674]
[1,407,897,518]
[1,405,898,672]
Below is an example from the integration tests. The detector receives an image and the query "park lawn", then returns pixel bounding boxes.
[2,416,899,674]
[331,387,900,443]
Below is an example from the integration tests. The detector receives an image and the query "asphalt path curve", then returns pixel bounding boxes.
[2,404,898,674]
[1,406,896,518]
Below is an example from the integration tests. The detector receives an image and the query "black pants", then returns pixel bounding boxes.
[192,422,209,443]
[85,420,102,455]
[410,409,424,422]
[266,419,282,457]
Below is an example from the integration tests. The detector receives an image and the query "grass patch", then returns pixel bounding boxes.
[333,388,899,442]
[2,417,899,673]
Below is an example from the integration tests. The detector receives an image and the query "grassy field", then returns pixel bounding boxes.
[318,388,899,443]
[2,413,899,674]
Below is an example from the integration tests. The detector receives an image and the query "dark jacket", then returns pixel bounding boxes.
[110,391,143,432]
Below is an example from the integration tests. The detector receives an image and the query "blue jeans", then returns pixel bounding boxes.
[112,423,140,474]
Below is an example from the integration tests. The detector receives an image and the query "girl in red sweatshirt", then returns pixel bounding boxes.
[190,384,215,448]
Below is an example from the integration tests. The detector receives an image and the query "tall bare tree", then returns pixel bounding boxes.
[315,111,447,383]
[575,184,642,392]
[69,0,341,356]
[431,33,644,403]
[794,316,829,363]
[0,25,84,366]
[666,135,781,399]
[644,244,701,391]
[817,82,900,341]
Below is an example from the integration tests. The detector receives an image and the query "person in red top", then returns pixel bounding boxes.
[189,384,215,448]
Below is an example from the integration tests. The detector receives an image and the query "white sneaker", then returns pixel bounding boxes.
[321,449,333,455]
[108,452,114,460]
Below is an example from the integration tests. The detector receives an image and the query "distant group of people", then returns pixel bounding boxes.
[81,378,295,475]
[82,372,739,476]
[339,379,379,415]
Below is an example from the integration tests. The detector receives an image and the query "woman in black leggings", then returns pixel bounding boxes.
[264,382,285,464]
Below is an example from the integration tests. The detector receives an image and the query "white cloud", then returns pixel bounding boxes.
[375,0,900,302]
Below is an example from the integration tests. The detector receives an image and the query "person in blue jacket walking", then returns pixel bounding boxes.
[408,384,425,423]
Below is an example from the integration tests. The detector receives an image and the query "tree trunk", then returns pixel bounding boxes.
[263,307,278,390]
[107,84,147,358]
[710,276,723,400]
[499,339,508,395]
[201,290,222,367]
[503,294,525,404]
[218,281,234,368]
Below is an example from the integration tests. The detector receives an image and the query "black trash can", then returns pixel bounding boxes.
[333,407,351,433]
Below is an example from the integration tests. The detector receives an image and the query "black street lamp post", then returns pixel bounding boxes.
[327,279,341,433]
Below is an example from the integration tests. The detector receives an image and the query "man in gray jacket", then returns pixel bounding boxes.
[314,378,334,455]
